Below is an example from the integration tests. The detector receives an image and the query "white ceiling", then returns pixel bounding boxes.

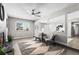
[3,3,78,21]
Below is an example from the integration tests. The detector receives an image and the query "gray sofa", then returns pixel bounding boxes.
[54,32,67,46]
[44,32,67,46]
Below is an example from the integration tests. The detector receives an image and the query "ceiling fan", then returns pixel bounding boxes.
[31,9,41,17]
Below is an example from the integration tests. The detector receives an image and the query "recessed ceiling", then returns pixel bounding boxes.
[3,3,77,21]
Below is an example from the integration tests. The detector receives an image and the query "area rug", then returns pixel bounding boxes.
[18,40,65,55]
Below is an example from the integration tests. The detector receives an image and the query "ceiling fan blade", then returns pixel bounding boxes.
[31,9,41,17]
[32,9,36,15]
[35,12,41,14]
[35,14,40,17]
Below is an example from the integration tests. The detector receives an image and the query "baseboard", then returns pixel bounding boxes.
[55,41,67,46]
[13,36,33,40]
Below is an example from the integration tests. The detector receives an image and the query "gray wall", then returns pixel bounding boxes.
[54,32,67,45]
[7,17,34,39]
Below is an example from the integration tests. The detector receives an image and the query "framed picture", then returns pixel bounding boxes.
[16,22,23,31]
[56,24,64,32]
[15,20,30,31]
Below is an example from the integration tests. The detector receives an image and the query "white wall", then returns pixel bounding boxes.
[7,17,34,39]
[67,21,71,37]
[0,4,8,42]
[0,8,7,33]
[68,10,79,20]
[0,19,6,33]
[48,15,65,33]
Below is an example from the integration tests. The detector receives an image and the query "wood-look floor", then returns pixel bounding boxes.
[68,37,79,50]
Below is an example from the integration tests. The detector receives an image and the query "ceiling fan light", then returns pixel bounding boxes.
[32,9,35,12]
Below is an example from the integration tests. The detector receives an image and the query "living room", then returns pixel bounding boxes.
[0,3,79,55]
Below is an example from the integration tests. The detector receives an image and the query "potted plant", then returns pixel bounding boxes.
[0,45,5,55]
[8,35,12,43]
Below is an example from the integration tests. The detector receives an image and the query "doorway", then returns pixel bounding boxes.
[71,22,79,37]
[68,21,79,50]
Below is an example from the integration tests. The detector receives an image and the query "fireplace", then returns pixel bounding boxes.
[0,32,5,45]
